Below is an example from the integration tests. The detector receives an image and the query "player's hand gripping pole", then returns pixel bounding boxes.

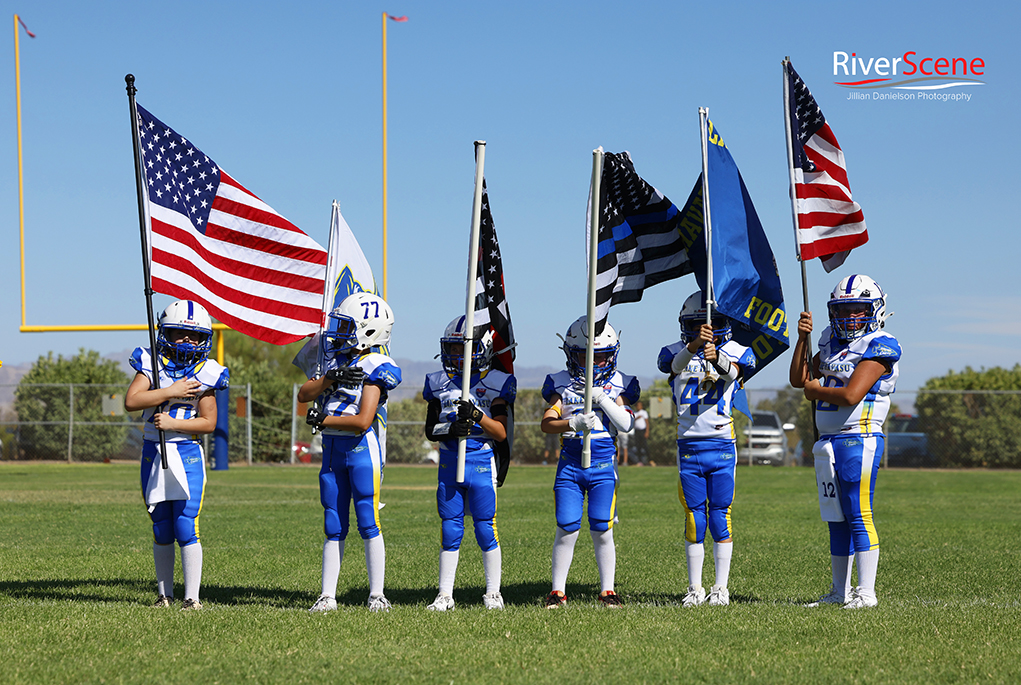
[698,107,719,394]
[456,141,487,483]
[582,147,605,469]
[126,74,168,469]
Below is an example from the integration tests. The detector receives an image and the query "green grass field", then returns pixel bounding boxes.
[2,462,1020,684]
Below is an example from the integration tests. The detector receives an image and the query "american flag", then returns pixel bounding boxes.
[471,180,515,374]
[135,105,327,345]
[786,61,868,272]
[590,151,693,336]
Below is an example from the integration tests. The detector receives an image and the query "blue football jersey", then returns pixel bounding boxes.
[129,347,229,442]
[317,352,402,437]
[423,370,516,452]
[542,369,641,442]
[815,327,900,436]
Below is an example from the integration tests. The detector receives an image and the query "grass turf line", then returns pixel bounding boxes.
[1,462,1020,684]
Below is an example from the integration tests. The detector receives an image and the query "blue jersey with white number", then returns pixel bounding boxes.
[317,352,402,438]
[815,327,900,436]
[663,339,754,441]
[423,370,517,454]
[129,347,229,442]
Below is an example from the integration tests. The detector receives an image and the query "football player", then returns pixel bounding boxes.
[125,300,230,611]
[658,292,756,608]
[301,292,402,613]
[422,317,517,611]
[541,317,640,609]
[790,275,900,609]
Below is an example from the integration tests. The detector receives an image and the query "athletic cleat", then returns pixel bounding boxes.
[843,588,878,609]
[309,594,338,613]
[805,584,847,608]
[427,593,455,611]
[482,592,505,610]
[681,585,706,607]
[367,594,392,613]
[544,591,566,609]
[707,585,730,606]
[180,598,203,611]
[598,590,623,608]
[153,595,173,608]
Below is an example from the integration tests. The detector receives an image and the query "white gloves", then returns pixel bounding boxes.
[568,412,597,433]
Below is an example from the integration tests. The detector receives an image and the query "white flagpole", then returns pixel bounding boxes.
[317,202,342,378]
[583,147,604,469]
[698,108,718,390]
[457,140,487,483]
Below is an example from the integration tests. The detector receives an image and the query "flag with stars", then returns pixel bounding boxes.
[786,60,868,272]
[471,180,515,374]
[135,104,327,345]
[589,151,695,336]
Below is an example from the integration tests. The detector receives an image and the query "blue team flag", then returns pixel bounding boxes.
[678,118,790,378]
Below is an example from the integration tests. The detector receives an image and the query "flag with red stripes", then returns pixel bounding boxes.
[786,61,868,272]
[135,105,327,344]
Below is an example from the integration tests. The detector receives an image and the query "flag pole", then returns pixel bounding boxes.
[457,140,486,483]
[318,202,342,377]
[381,12,389,301]
[783,58,819,441]
[125,74,168,470]
[583,147,604,470]
[698,108,718,390]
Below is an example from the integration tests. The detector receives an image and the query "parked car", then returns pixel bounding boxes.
[740,411,795,466]
[885,414,935,467]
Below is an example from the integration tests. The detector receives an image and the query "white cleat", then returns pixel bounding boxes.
[427,593,455,611]
[805,584,848,608]
[843,588,878,609]
[681,585,706,607]
[707,585,730,606]
[482,592,505,610]
[309,594,338,613]
[367,594,392,613]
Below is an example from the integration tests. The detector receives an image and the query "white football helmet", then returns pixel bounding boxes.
[827,274,887,341]
[157,300,213,375]
[679,291,732,345]
[440,316,495,379]
[326,292,394,354]
[562,316,619,384]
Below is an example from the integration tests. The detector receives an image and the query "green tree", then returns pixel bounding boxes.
[14,348,130,461]
[222,330,309,462]
[916,365,1021,468]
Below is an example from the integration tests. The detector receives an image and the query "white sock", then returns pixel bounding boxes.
[832,555,853,597]
[591,529,616,593]
[713,541,733,589]
[153,543,175,598]
[438,549,460,596]
[180,542,202,602]
[685,540,705,588]
[365,536,386,597]
[482,547,502,595]
[321,539,344,597]
[551,527,579,593]
[855,549,879,597]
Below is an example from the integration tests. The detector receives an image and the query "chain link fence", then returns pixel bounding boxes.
[2,384,1019,468]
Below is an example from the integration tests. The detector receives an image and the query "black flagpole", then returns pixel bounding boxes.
[126,74,168,470]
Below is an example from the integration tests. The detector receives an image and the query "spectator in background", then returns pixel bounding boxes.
[632,400,650,465]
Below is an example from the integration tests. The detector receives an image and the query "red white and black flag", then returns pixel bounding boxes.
[786,61,868,272]
[471,180,515,374]
[134,104,327,344]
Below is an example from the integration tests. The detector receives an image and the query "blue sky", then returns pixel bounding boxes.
[2,0,1018,393]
